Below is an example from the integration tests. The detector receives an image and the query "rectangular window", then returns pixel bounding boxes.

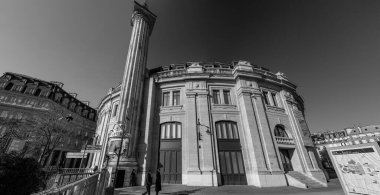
[263,91,269,105]
[173,91,180,106]
[162,92,170,106]
[112,104,118,117]
[213,90,220,104]
[223,90,231,105]
[271,93,278,107]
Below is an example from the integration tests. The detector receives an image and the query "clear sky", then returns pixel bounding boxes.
[0,0,379,132]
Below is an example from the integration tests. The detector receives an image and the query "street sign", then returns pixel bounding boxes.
[66,152,87,158]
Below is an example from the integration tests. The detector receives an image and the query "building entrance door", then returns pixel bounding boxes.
[115,170,125,188]
[216,121,247,185]
[159,122,182,184]
[159,148,181,184]
[218,149,247,185]
[279,149,293,172]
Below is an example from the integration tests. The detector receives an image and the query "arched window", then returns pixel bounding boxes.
[82,110,89,117]
[215,121,239,139]
[274,125,288,137]
[55,93,62,102]
[69,102,76,110]
[62,98,69,107]
[89,113,95,120]
[76,106,82,114]
[5,83,13,91]
[160,122,181,139]
[34,88,42,96]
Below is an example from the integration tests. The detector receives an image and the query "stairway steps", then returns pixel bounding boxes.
[286,171,326,188]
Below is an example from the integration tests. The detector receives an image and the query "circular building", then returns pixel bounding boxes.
[93,61,327,188]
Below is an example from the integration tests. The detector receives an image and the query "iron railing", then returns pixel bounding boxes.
[33,169,108,195]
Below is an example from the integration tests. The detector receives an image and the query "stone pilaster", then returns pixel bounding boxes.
[236,77,287,187]
[250,91,283,173]
[280,91,314,172]
[185,88,217,186]
[185,92,200,173]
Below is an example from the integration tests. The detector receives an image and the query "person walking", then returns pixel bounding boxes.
[130,169,137,186]
[145,170,152,195]
[155,169,161,195]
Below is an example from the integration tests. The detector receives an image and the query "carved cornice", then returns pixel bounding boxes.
[160,105,183,112]
[211,104,237,110]
[265,105,286,114]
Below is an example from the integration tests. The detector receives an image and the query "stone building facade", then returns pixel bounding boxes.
[92,2,327,189]
[0,72,97,168]
[94,61,328,188]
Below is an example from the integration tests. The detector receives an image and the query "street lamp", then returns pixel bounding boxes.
[112,118,130,193]
[196,118,217,186]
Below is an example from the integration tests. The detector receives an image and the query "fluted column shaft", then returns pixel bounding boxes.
[110,2,156,168]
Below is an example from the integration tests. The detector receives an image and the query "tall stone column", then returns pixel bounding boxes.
[108,2,156,187]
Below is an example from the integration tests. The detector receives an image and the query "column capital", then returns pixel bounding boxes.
[132,1,157,35]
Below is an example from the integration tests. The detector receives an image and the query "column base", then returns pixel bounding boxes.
[184,170,218,186]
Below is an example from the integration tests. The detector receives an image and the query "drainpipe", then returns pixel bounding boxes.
[194,93,202,174]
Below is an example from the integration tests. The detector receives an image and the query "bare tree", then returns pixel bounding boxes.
[0,107,75,165]
[0,118,29,154]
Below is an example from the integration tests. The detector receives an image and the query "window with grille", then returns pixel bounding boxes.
[160,122,182,139]
[271,93,278,107]
[263,91,269,105]
[262,90,280,107]
[173,91,180,106]
[113,104,118,117]
[215,121,239,139]
[162,92,170,106]
[223,90,231,105]
[213,90,221,104]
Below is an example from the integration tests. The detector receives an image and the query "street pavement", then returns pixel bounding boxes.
[115,178,344,195]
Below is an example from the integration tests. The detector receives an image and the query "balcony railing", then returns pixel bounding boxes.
[275,136,295,145]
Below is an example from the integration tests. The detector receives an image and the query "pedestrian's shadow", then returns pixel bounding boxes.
[159,188,206,195]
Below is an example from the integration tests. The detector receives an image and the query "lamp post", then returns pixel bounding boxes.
[112,118,130,193]
[197,118,217,186]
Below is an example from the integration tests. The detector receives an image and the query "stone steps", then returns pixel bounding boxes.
[286,171,326,188]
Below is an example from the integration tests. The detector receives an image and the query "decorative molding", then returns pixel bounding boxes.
[211,104,237,110]
[160,105,183,112]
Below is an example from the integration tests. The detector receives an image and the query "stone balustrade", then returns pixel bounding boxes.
[157,69,187,78]
[275,136,295,145]
[204,68,233,75]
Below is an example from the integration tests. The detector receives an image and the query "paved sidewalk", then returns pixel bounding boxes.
[115,178,344,195]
